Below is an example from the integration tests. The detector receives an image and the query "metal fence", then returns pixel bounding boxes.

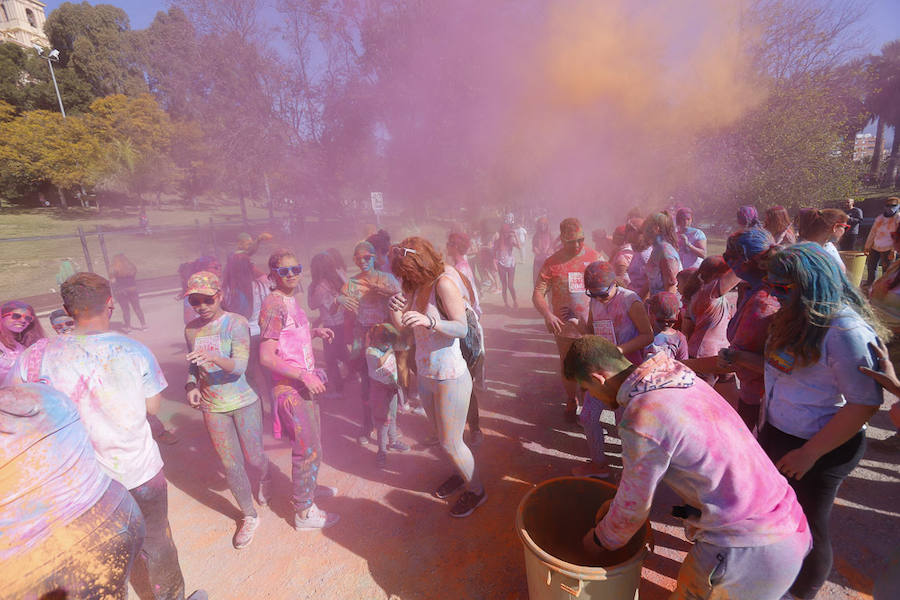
[0,216,283,305]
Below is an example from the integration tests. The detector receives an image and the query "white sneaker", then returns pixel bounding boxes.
[293,503,339,530]
[232,515,260,549]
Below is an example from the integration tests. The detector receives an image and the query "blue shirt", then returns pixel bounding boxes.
[764,307,882,439]
[678,227,706,271]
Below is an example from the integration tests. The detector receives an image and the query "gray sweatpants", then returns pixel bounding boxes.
[670,527,811,600]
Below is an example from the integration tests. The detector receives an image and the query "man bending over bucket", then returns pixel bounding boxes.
[565,335,811,600]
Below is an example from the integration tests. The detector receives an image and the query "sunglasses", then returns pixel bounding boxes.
[188,294,217,307]
[53,319,75,328]
[585,289,611,299]
[836,223,850,230]
[391,247,417,258]
[274,265,302,277]
[2,312,34,323]
[764,278,794,294]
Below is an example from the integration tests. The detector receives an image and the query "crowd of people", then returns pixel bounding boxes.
[1,198,898,600]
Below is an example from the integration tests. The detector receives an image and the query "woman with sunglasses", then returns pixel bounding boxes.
[183,271,272,549]
[643,212,683,297]
[796,208,850,274]
[719,228,781,433]
[759,242,885,600]
[1,300,46,382]
[389,237,486,518]
[259,249,339,530]
[341,241,403,444]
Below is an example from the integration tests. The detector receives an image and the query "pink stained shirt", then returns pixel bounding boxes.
[596,353,807,550]
[688,281,737,358]
[726,288,780,405]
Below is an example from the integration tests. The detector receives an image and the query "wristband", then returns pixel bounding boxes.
[428,315,437,330]
[185,382,197,392]
[592,529,603,548]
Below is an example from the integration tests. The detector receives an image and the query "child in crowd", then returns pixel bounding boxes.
[644,291,688,360]
[574,261,653,479]
[49,308,75,334]
[365,323,410,467]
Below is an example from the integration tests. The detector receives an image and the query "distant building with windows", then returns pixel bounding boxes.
[854,133,876,162]
[0,0,49,49]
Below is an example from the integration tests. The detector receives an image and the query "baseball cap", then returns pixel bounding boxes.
[184,271,220,297]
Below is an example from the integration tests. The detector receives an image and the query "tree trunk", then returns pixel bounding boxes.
[870,118,885,177]
[57,186,68,209]
[883,131,900,188]
[239,189,248,224]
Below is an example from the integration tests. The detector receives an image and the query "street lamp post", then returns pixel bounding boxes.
[34,45,66,118]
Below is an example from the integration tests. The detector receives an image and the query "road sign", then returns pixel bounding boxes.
[371,192,384,212]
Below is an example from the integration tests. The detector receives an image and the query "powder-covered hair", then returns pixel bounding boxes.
[0,300,45,349]
[697,255,731,284]
[563,335,631,383]
[767,242,889,367]
[61,272,112,319]
[390,236,445,296]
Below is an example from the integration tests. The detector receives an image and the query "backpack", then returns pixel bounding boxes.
[434,271,484,370]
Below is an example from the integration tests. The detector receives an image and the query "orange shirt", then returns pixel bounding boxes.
[535,246,601,321]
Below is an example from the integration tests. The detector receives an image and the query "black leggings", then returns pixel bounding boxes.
[759,424,866,599]
[498,264,516,304]
[115,286,146,328]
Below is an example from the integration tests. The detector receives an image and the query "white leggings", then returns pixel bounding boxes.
[419,372,481,491]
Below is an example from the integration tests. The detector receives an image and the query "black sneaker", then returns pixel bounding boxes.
[449,489,487,518]
[433,474,465,499]
[376,450,387,467]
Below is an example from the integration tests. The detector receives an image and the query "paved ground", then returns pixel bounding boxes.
[113,263,899,600]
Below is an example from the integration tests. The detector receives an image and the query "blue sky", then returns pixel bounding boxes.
[42,0,900,52]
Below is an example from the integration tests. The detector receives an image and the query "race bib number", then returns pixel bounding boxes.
[592,319,617,345]
[568,271,585,294]
[194,335,224,372]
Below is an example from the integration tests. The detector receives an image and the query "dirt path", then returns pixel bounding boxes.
[124,261,898,600]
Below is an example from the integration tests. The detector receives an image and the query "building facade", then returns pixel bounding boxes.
[0,0,49,49]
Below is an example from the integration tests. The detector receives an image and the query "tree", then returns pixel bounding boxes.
[44,2,147,97]
[88,94,173,201]
[0,110,104,207]
[867,41,900,186]
[0,42,95,114]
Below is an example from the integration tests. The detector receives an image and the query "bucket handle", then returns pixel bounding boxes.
[546,568,584,597]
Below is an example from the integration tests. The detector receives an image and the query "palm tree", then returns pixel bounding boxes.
[867,40,900,187]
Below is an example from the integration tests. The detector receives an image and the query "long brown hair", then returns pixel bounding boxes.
[796,208,847,241]
[1,300,46,350]
[643,212,678,248]
[390,237,445,297]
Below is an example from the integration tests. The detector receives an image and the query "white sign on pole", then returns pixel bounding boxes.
[370,192,384,213]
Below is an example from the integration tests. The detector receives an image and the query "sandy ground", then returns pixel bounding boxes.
[115,264,898,600]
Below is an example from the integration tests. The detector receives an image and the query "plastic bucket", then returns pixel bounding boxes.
[840,251,866,287]
[516,477,652,599]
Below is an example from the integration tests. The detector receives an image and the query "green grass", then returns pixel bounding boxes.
[0,201,449,300]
